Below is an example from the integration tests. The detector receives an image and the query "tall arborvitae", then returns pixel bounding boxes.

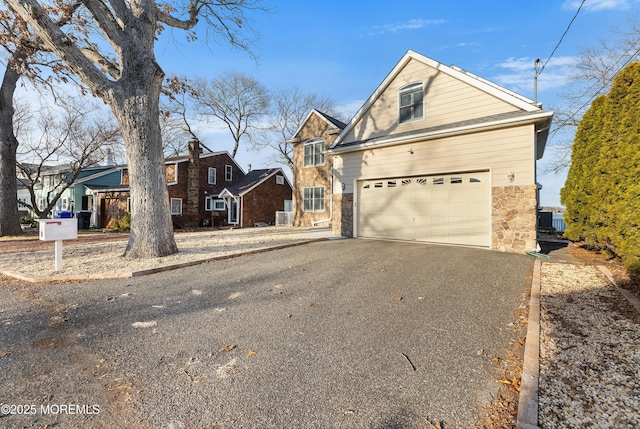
[561,62,640,272]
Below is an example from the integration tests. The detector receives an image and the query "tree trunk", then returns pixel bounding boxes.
[110,61,178,259]
[0,52,25,237]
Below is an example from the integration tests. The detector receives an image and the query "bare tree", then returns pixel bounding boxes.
[191,72,269,158]
[250,87,340,168]
[0,3,82,236]
[6,0,265,258]
[16,98,121,219]
[160,75,206,157]
[545,15,640,173]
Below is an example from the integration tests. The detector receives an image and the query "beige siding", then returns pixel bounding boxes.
[344,58,519,144]
[334,125,535,193]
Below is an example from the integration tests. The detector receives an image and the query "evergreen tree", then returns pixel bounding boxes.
[561,62,640,272]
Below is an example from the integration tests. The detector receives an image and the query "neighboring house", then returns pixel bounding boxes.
[96,140,291,229]
[22,165,121,227]
[292,50,553,253]
[290,109,346,228]
[218,168,292,228]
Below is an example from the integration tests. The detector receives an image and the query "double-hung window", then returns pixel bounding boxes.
[225,165,233,181]
[303,187,324,212]
[303,138,325,167]
[399,82,424,123]
[208,167,216,184]
[170,198,182,215]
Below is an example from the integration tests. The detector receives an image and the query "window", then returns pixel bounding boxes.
[170,198,182,215]
[61,198,69,211]
[303,138,325,167]
[127,197,132,212]
[208,167,216,185]
[213,199,226,211]
[276,175,285,185]
[399,82,424,123]
[387,181,397,188]
[225,165,233,181]
[303,187,324,212]
[433,178,444,185]
[450,177,463,184]
[204,197,212,211]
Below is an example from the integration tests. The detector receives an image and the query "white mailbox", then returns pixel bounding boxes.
[39,219,78,241]
[39,219,78,271]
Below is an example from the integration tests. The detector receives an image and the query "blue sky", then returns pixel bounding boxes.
[153,0,639,207]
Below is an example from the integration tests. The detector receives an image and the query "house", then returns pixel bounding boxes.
[218,168,292,227]
[21,164,122,227]
[290,110,346,228]
[292,50,553,253]
[96,140,292,229]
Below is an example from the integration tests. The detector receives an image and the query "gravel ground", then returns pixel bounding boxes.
[539,263,640,428]
[0,227,331,278]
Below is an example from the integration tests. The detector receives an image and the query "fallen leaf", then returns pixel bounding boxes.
[393,296,402,302]
[497,379,512,385]
[220,345,236,353]
[247,349,257,357]
[0,351,11,358]
[517,337,526,346]
[306,303,314,308]
[492,356,501,363]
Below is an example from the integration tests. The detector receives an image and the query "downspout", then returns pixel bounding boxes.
[312,173,333,226]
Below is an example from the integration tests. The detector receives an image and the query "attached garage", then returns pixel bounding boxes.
[357,171,491,246]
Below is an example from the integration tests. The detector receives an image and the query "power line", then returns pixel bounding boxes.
[539,0,586,75]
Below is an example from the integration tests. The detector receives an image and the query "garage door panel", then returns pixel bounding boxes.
[358,171,490,247]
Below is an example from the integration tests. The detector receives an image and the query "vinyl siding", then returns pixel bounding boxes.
[344,58,520,144]
[335,125,535,193]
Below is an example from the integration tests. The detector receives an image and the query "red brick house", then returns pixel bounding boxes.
[218,168,292,227]
[95,140,291,229]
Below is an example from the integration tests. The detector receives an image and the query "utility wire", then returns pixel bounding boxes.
[549,41,640,140]
[539,0,587,75]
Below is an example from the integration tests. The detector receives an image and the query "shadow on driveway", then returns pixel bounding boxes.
[1,239,533,428]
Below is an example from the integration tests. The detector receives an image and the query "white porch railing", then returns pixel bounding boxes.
[275,211,292,226]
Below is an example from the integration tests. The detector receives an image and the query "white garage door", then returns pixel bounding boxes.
[357,171,490,246]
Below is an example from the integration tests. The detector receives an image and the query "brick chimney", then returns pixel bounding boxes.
[187,139,200,221]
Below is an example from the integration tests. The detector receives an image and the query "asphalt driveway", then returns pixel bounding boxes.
[1,239,533,428]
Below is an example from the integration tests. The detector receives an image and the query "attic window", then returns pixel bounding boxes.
[276,175,285,185]
[399,82,424,123]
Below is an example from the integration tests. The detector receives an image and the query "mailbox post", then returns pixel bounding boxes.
[39,218,78,270]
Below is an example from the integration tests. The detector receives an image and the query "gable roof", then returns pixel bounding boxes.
[290,109,347,141]
[217,168,289,198]
[330,50,552,152]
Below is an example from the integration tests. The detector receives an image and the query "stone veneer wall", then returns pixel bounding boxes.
[332,193,354,237]
[492,184,538,253]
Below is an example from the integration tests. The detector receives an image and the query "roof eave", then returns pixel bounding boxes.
[328,111,554,155]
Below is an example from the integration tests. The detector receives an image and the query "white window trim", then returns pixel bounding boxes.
[303,186,325,212]
[398,82,424,124]
[204,196,212,211]
[213,199,226,211]
[303,138,325,167]
[276,175,285,185]
[208,167,217,185]
[170,198,183,215]
[225,165,233,181]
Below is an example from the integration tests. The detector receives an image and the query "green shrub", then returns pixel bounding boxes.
[113,212,131,232]
[19,215,38,228]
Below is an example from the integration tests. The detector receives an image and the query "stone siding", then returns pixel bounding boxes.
[292,112,340,227]
[332,193,354,237]
[492,184,538,253]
